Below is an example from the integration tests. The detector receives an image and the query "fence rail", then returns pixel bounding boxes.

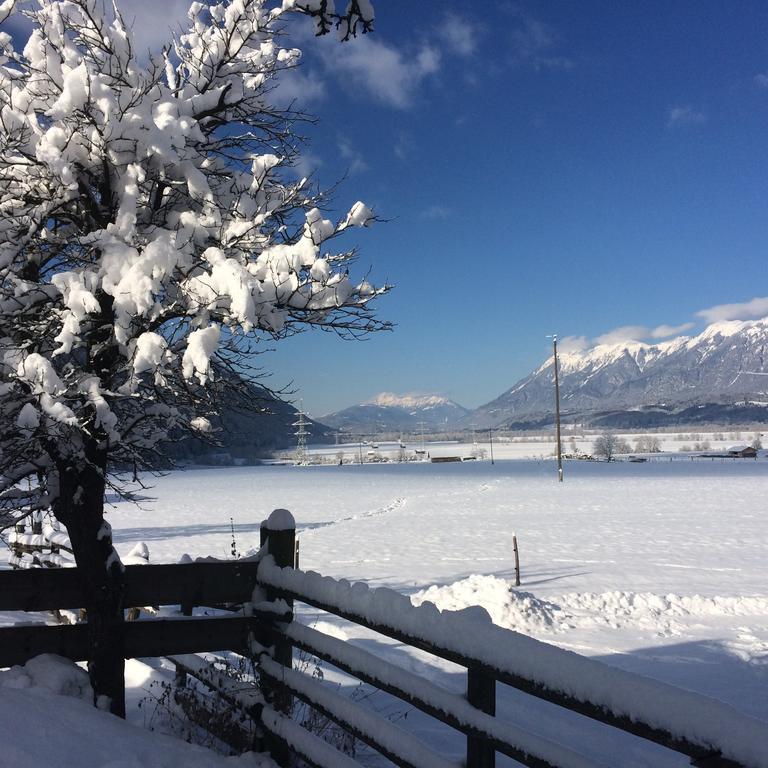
[283,622,558,768]
[1,509,766,768]
[0,559,262,611]
[9,518,75,568]
[256,558,756,768]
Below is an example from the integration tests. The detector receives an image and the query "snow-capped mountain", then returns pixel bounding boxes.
[473,317,768,427]
[320,393,470,434]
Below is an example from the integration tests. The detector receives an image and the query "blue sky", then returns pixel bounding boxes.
[264,1,768,415]
[9,2,768,415]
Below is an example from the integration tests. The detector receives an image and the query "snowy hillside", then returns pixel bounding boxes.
[473,317,768,427]
[320,392,470,433]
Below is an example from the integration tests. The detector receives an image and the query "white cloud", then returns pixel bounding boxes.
[316,34,440,109]
[393,132,414,160]
[2,0,191,56]
[505,10,573,71]
[271,67,327,109]
[416,46,441,75]
[437,13,480,57]
[420,205,449,220]
[558,335,589,353]
[290,151,323,180]
[594,325,650,345]
[567,304,767,354]
[696,297,768,323]
[667,105,707,128]
[755,73,768,88]
[650,322,694,339]
[338,138,369,174]
[591,321,695,346]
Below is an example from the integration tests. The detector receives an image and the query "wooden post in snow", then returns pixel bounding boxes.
[513,535,521,587]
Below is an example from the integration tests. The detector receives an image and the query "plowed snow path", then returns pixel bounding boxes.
[299,496,407,532]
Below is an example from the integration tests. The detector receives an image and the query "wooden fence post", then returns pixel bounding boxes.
[12,521,24,566]
[260,509,296,767]
[50,520,60,556]
[513,535,521,587]
[466,666,496,768]
[31,514,43,566]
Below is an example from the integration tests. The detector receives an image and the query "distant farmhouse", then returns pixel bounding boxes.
[726,444,758,458]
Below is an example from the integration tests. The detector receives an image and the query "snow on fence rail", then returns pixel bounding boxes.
[1,509,767,768]
[8,519,150,570]
[9,518,76,569]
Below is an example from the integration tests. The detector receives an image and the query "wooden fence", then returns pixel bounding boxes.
[255,551,759,768]
[1,510,766,768]
[9,516,75,569]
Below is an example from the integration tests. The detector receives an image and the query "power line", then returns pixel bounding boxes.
[292,401,310,465]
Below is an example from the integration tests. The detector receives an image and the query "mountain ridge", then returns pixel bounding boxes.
[319,318,768,433]
[319,392,470,433]
[472,316,768,427]
[362,392,459,409]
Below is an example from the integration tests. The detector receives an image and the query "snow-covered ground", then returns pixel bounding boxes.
[99,453,768,764]
[0,655,273,768]
[5,451,768,766]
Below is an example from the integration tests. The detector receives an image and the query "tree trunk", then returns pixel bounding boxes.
[53,441,126,717]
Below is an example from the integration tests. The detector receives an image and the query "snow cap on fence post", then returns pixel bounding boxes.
[265,509,295,531]
[260,510,296,570]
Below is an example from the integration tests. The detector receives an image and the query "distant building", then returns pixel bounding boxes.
[726,445,758,458]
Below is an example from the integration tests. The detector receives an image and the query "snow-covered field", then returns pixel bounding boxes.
[5,451,768,766]
[99,452,768,765]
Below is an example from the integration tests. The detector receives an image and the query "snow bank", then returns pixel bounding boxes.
[123,542,150,566]
[412,575,562,633]
[0,656,275,768]
[0,653,91,698]
[412,575,768,639]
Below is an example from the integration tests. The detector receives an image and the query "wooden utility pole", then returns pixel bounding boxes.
[551,335,563,482]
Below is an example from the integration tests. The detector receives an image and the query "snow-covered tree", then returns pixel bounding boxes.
[593,433,630,461]
[0,0,381,713]
[633,434,661,453]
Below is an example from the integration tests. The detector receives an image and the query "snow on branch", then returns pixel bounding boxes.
[0,0,387,509]
[284,0,375,40]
